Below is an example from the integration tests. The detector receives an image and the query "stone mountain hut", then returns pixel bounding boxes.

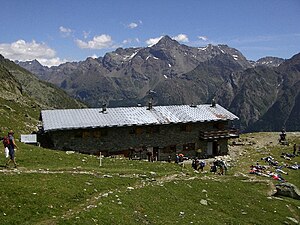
[39,103,239,160]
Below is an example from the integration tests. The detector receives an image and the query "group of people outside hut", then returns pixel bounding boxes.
[191,158,206,171]
[191,157,228,175]
[210,159,228,175]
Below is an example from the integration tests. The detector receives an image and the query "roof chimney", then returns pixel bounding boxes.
[101,103,107,113]
[147,90,156,110]
[211,98,216,107]
[147,98,153,110]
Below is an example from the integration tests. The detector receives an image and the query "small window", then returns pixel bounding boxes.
[101,129,108,136]
[180,124,192,132]
[146,126,160,134]
[82,131,91,138]
[129,127,144,135]
[136,127,143,135]
[183,143,195,151]
[213,122,225,130]
[162,145,177,153]
[93,130,101,138]
[152,126,160,133]
[146,127,151,134]
[74,130,83,138]
[129,127,135,134]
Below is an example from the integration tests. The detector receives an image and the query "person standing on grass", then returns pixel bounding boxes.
[5,130,18,168]
[175,154,179,164]
[2,136,10,159]
[199,160,206,172]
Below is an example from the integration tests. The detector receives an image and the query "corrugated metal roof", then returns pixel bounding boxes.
[41,104,239,132]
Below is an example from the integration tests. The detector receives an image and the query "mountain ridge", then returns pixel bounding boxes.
[15,36,299,132]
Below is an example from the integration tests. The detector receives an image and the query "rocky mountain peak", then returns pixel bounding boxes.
[17,59,43,68]
[152,35,180,49]
[255,56,285,67]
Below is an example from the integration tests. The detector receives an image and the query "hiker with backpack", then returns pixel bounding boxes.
[4,130,18,168]
[2,136,9,159]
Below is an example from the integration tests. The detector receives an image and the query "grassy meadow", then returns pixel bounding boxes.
[0,132,299,225]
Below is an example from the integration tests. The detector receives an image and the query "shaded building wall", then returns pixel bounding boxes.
[47,121,230,160]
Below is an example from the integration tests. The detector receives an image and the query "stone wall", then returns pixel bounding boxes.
[47,121,230,160]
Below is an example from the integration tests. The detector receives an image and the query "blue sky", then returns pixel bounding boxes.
[0,0,299,66]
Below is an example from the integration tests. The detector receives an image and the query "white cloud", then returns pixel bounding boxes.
[126,21,142,29]
[198,36,208,41]
[59,26,73,37]
[75,34,113,49]
[122,39,130,44]
[173,34,189,43]
[90,54,98,59]
[122,38,140,45]
[146,36,164,46]
[128,22,138,29]
[38,57,68,67]
[0,39,66,67]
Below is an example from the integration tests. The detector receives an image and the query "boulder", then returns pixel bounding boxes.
[274,183,300,200]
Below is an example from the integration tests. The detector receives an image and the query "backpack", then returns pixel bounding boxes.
[200,161,205,167]
[2,136,10,147]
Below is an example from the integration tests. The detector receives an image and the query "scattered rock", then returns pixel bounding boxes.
[150,171,157,176]
[66,151,75,154]
[104,174,112,178]
[286,217,298,224]
[102,193,109,197]
[86,205,97,209]
[200,199,208,205]
[273,197,284,201]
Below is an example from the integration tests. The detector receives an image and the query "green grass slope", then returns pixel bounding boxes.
[0,132,299,225]
[0,55,86,137]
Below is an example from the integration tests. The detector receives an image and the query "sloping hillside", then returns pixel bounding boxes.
[0,55,86,136]
[243,53,300,131]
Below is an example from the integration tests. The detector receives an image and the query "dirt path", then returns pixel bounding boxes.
[32,172,193,225]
